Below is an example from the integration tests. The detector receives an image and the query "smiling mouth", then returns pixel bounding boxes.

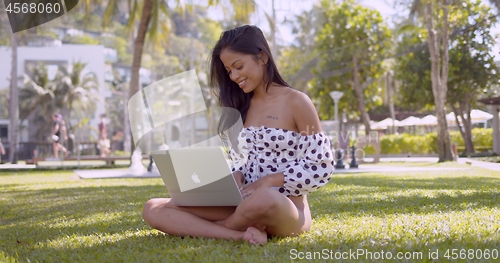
[238,79,247,88]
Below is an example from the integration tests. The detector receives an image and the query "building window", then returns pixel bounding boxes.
[0,125,7,141]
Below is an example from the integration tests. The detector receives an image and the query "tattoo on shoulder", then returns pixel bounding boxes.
[266,116,279,120]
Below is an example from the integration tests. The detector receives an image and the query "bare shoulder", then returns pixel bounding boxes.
[286,89,322,135]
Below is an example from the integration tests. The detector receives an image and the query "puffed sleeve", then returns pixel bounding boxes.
[279,132,334,197]
[229,147,248,174]
[228,130,249,175]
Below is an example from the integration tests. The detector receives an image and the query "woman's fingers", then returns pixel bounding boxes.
[240,183,258,199]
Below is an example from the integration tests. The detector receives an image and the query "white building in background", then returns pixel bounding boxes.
[0,44,151,142]
[0,44,105,142]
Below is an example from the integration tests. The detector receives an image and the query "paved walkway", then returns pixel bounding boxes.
[74,169,160,179]
[0,164,36,169]
[457,157,500,172]
[2,157,500,178]
[68,157,500,179]
[331,165,471,174]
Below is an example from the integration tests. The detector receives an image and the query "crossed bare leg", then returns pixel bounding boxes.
[215,219,268,245]
[143,189,309,246]
[243,226,268,245]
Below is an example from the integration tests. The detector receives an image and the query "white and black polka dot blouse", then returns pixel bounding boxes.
[229,126,335,197]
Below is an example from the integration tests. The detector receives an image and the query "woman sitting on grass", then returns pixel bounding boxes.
[142,25,335,245]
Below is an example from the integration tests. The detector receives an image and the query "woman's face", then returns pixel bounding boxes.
[219,48,267,93]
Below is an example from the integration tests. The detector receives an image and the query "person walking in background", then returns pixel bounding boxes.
[98,114,111,157]
[58,114,69,154]
[58,114,68,141]
[52,113,69,158]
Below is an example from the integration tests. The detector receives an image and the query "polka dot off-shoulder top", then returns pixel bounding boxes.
[229,126,335,197]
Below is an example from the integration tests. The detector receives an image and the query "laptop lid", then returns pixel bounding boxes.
[151,147,243,206]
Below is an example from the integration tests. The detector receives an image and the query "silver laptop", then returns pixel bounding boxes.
[151,147,243,206]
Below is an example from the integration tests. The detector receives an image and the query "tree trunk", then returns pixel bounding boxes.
[451,103,474,155]
[9,32,19,164]
[386,71,396,134]
[67,100,73,130]
[352,55,371,135]
[461,103,475,155]
[424,1,453,162]
[450,104,465,150]
[270,0,278,60]
[127,0,153,154]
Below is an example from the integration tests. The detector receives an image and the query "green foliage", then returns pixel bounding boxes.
[111,150,131,157]
[363,144,376,154]
[1,168,499,262]
[164,34,206,71]
[378,133,434,154]
[366,128,493,154]
[466,128,493,149]
[310,0,392,120]
[101,36,133,64]
[394,0,500,112]
[447,0,500,109]
[278,46,318,93]
[278,5,325,93]
[197,17,223,47]
[393,25,434,110]
[63,34,100,45]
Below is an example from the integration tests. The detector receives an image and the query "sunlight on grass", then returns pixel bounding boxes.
[1,168,499,262]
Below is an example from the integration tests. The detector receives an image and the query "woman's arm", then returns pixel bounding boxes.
[240,91,334,198]
[278,91,334,196]
[290,91,323,136]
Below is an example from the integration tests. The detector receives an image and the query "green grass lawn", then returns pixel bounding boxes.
[0,167,499,262]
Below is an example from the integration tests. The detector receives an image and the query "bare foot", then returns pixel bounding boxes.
[243,226,267,245]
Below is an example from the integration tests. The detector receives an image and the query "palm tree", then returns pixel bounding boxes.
[20,63,58,141]
[53,61,101,129]
[99,0,257,152]
[8,32,19,163]
[19,64,56,131]
[20,62,100,141]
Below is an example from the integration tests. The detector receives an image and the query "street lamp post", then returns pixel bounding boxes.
[329,91,345,169]
[329,91,343,126]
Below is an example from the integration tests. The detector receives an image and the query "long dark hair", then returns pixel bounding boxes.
[209,25,289,124]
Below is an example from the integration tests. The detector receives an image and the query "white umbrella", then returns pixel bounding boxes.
[446,112,456,121]
[470,109,493,122]
[358,120,377,131]
[419,115,437,126]
[372,117,400,130]
[399,116,422,126]
[447,109,493,125]
[446,112,460,126]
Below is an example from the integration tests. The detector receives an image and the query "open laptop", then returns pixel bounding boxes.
[151,147,243,206]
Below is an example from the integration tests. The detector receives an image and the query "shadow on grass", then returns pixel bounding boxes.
[309,174,500,217]
[1,172,500,262]
[0,183,292,262]
[331,173,500,191]
[0,184,166,225]
[7,230,299,262]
